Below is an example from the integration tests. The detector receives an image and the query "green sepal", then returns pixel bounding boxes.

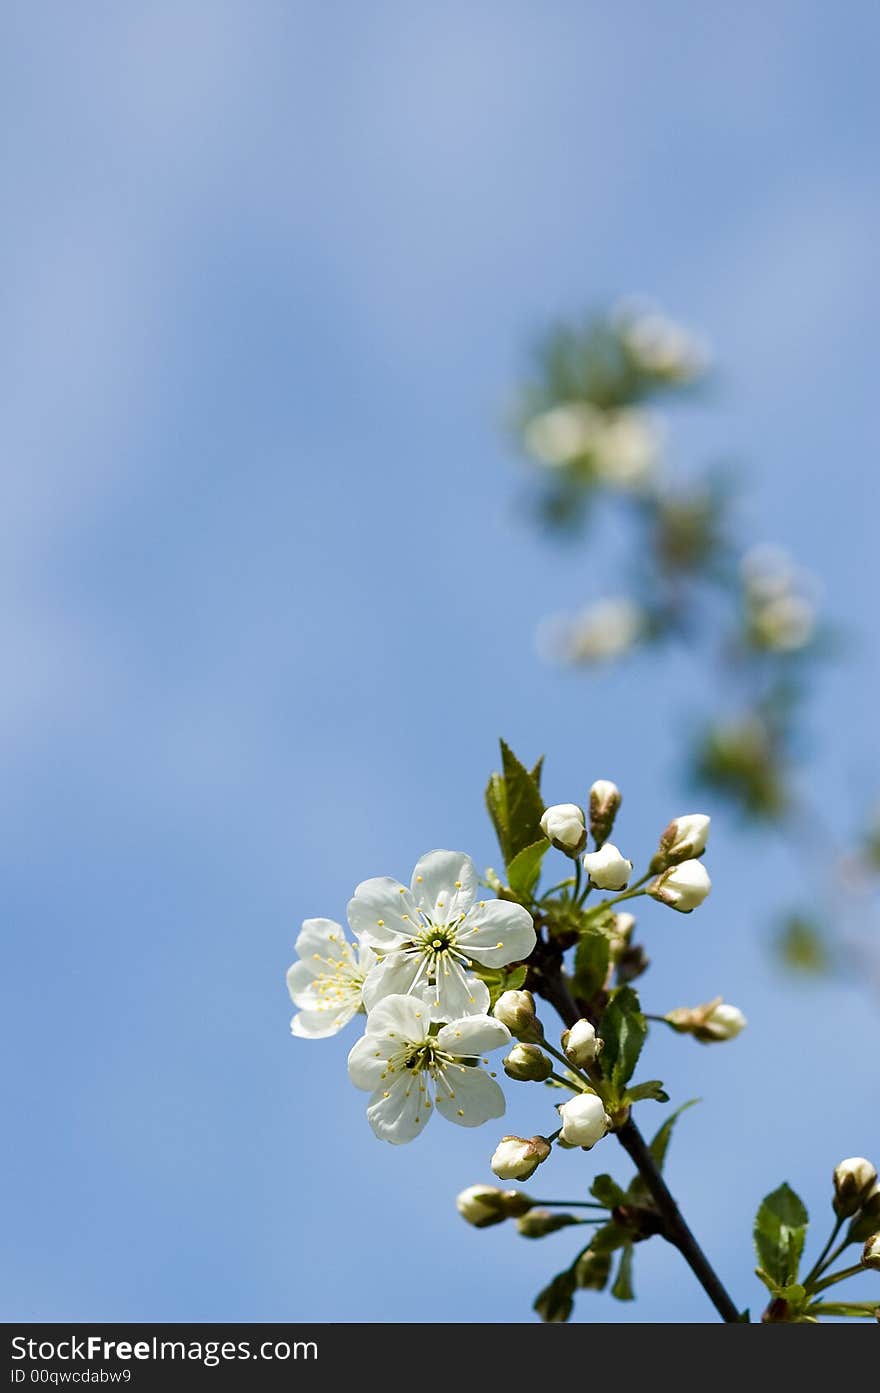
[626,1080,669,1104]
[533,1268,577,1323]
[611,1245,635,1301]
[590,1174,627,1208]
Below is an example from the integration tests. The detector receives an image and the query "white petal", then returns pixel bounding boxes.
[363,992,431,1042]
[346,877,420,947]
[286,959,319,1005]
[458,900,536,967]
[361,952,423,1011]
[295,918,351,961]
[410,850,477,921]
[366,1073,432,1144]
[435,1065,506,1127]
[437,1015,511,1057]
[347,1031,391,1091]
[290,1003,357,1039]
[427,957,489,1020]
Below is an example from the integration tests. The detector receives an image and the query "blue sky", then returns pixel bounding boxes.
[2,1,878,1322]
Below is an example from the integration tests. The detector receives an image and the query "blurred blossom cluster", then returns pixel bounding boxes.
[512,301,880,988]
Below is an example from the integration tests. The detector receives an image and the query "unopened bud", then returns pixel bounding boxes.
[589,780,622,844]
[516,1209,581,1238]
[557,1092,611,1149]
[608,911,636,956]
[455,1184,533,1227]
[493,989,542,1042]
[583,843,633,892]
[850,1181,880,1240]
[491,1134,552,1181]
[561,1018,602,1067]
[503,1043,553,1082]
[651,813,711,872]
[574,1247,612,1290]
[665,997,746,1043]
[648,858,711,912]
[540,803,587,857]
[833,1158,878,1218]
[862,1234,880,1271]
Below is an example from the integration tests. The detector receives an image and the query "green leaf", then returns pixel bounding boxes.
[601,986,647,1089]
[611,1245,635,1301]
[473,961,528,1008]
[533,1268,577,1323]
[753,1183,809,1288]
[500,739,546,863]
[590,1174,627,1208]
[647,1098,700,1172]
[485,772,510,862]
[530,756,545,791]
[573,928,612,1001]
[626,1080,669,1104]
[506,838,550,899]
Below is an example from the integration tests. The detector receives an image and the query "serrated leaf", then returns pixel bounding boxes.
[611,1245,635,1301]
[573,928,612,1000]
[507,838,550,899]
[590,1174,627,1208]
[530,756,544,791]
[601,986,647,1089]
[626,1080,669,1104]
[500,739,546,863]
[753,1183,809,1288]
[533,1268,577,1323]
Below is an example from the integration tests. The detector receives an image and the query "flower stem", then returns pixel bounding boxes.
[530,1199,608,1210]
[812,1262,865,1295]
[803,1214,846,1287]
[535,960,742,1323]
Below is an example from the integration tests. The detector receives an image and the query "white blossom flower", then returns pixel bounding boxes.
[617,306,710,382]
[558,1093,611,1149]
[540,803,587,855]
[491,1134,551,1180]
[648,858,711,911]
[522,401,602,466]
[656,813,711,865]
[348,850,535,1021]
[540,597,645,667]
[665,997,745,1043]
[582,843,633,891]
[347,994,509,1144]
[834,1158,878,1217]
[561,1019,602,1066]
[590,409,661,491]
[286,918,374,1038]
[456,1185,531,1227]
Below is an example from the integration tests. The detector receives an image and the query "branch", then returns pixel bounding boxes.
[534,953,742,1323]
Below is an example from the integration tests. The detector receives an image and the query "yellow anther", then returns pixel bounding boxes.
[377,919,384,927]
[454,1030,462,1038]
[416,875,423,882]
[457,1109,464,1117]
[383,1091,390,1099]
[496,941,503,949]
[455,880,462,889]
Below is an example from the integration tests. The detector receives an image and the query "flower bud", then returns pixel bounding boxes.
[557,1093,611,1149]
[583,843,632,892]
[833,1158,878,1218]
[574,1246,613,1290]
[648,858,711,912]
[516,1210,581,1238]
[609,912,636,956]
[455,1184,533,1227]
[561,1018,602,1067]
[850,1181,880,1240]
[540,802,587,857]
[862,1234,880,1271]
[503,1043,553,1082]
[491,1134,552,1181]
[589,779,622,844]
[493,989,542,1042]
[665,997,746,1043]
[651,813,711,871]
